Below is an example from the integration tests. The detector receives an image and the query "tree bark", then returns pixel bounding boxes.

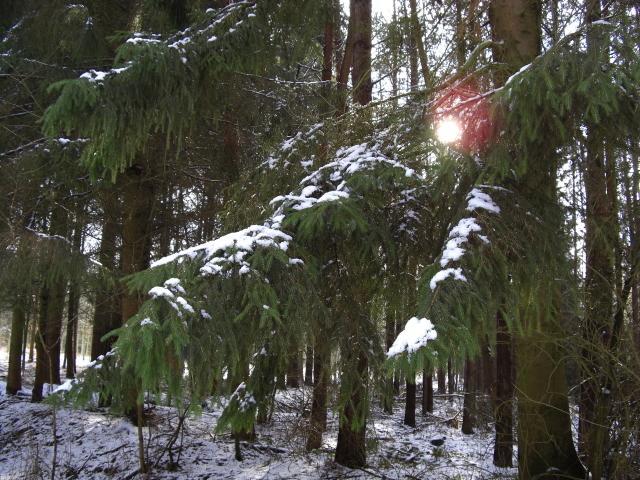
[334,0,371,469]
[65,219,83,379]
[306,340,328,451]
[91,189,122,360]
[580,3,616,478]
[489,1,586,478]
[304,343,313,386]
[335,352,368,468]
[437,367,446,394]
[120,161,155,424]
[461,358,475,434]
[33,200,68,402]
[494,309,513,467]
[6,303,26,395]
[404,374,416,427]
[422,369,433,414]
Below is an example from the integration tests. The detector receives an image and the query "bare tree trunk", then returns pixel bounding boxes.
[65,219,83,379]
[437,367,446,394]
[33,200,68,402]
[461,358,475,434]
[404,374,416,427]
[121,160,155,429]
[408,0,430,88]
[580,3,616,478]
[304,343,313,386]
[494,309,513,467]
[306,339,328,451]
[286,349,300,388]
[447,358,455,395]
[489,1,585,477]
[7,303,26,395]
[422,369,433,414]
[91,189,122,360]
[334,1,371,468]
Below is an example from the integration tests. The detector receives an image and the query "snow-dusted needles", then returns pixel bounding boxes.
[435,117,462,145]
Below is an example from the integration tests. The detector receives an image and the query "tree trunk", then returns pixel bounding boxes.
[383,316,395,413]
[437,367,446,394]
[580,3,616,478]
[121,161,155,424]
[404,374,416,427]
[304,343,313,386]
[306,340,328,451]
[33,201,68,402]
[334,0,371,469]
[6,303,26,395]
[461,358,475,434]
[91,189,122,360]
[447,358,455,395]
[489,1,586,478]
[286,350,300,388]
[335,352,368,468]
[64,284,79,379]
[494,309,513,467]
[422,369,433,414]
[65,220,83,379]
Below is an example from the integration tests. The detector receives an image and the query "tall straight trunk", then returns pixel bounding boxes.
[306,339,329,451]
[6,303,26,395]
[407,0,430,88]
[28,312,36,363]
[286,350,300,388]
[21,312,29,372]
[489,1,585,478]
[383,316,395,413]
[91,189,122,360]
[121,161,155,425]
[494,309,513,467]
[454,0,466,67]
[581,2,615,478]
[121,163,154,323]
[404,374,416,427]
[65,220,83,379]
[304,343,313,386]
[437,367,446,394]
[33,201,68,402]
[461,358,475,434]
[335,352,368,467]
[422,369,433,414]
[447,358,455,394]
[334,0,371,469]
[65,284,79,379]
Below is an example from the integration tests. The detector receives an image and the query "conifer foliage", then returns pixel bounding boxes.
[2,0,640,478]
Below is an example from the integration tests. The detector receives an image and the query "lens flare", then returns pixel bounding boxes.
[435,117,462,144]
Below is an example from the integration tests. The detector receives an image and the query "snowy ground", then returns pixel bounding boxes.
[0,350,516,479]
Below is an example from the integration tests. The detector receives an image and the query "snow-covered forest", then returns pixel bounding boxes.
[1,0,639,478]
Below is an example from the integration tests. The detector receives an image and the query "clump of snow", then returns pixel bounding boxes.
[151,225,291,276]
[431,187,501,289]
[466,188,500,213]
[79,65,130,84]
[387,317,438,357]
[148,286,175,299]
[429,267,467,290]
[140,318,156,327]
[440,218,482,267]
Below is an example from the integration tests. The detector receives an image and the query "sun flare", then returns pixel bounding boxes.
[435,117,462,144]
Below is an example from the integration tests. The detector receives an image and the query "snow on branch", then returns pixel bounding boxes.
[387,317,437,358]
[429,187,500,291]
[270,142,415,214]
[151,225,292,277]
[77,1,256,83]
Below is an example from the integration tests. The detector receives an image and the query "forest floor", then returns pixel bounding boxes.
[0,350,516,479]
